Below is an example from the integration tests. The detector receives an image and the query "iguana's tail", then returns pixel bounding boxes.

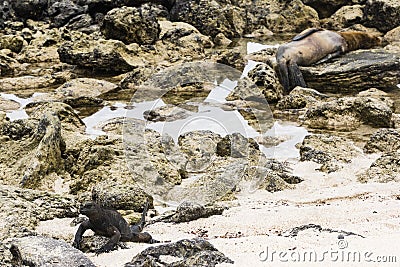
[130,199,149,233]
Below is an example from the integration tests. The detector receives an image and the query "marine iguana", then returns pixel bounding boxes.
[73,200,158,254]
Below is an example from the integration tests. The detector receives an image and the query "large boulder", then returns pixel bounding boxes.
[11,0,48,20]
[48,0,86,28]
[58,39,146,72]
[9,236,95,267]
[303,96,393,130]
[364,0,400,32]
[302,0,357,18]
[125,238,234,266]
[101,6,160,45]
[170,0,247,38]
[301,49,400,93]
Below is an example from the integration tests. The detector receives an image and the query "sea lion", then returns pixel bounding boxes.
[276,28,381,92]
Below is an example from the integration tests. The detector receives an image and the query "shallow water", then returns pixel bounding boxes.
[2,41,399,160]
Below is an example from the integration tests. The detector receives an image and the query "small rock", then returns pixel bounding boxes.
[214,33,232,47]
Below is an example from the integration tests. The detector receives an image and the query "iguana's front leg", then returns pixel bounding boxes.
[73,220,91,250]
[95,226,121,255]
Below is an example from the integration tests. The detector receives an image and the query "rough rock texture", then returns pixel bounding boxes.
[358,151,400,183]
[158,20,213,60]
[33,78,119,108]
[276,86,329,110]
[384,26,400,46]
[0,35,25,53]
[125,238,234,266]
[143,104,193,122]
[215,47,246,71]
[101,6,160,45]
[152,201,226,223]
[246,63,283,103]
[300,134,362,172]
[11,0,48,20]
[0,102,85,191]
[323,5,364,29]
[364,0,400,32]
[363,128,400,153]
[302,0,356,18]
[0,51,19,76]
[48,0,86,28]
[301,50,400,93]
[0,184,78,265]
[123,119,188,200]
[178,130,222,172]
[58,39,146,72]
[9,235,95,267]
[170,0,247,38]
[91,180,152,211]
[303,96,393,130]
[0,74,70,92]
[262,0,320,33]
[250,159,303,191]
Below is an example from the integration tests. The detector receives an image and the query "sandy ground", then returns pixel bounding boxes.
[36,155,400,267]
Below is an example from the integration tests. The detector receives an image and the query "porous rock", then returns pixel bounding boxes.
[125,238,234,266]
[9,235,95,267]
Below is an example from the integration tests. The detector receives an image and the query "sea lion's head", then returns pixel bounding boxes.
[339,31,382,51]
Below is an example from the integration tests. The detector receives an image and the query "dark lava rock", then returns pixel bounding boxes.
[48,0,86,28]
[364,128,400,153]
[152,201,226,223]
[125,238,234,266]
[101,6,160,45]
[301,49,400,93]
[10,235,95,267]
[302,0,350,18]
[11,0,48,20]
[364,0,400,32]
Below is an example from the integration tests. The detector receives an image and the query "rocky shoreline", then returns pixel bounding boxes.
[1,0,400,266]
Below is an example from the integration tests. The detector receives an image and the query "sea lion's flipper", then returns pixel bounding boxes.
[288,61,306,89]
[292,28,323,41]
[276,60,291,93]
[314,51,342,65]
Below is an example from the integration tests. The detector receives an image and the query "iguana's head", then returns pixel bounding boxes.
[80,202,101,217]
